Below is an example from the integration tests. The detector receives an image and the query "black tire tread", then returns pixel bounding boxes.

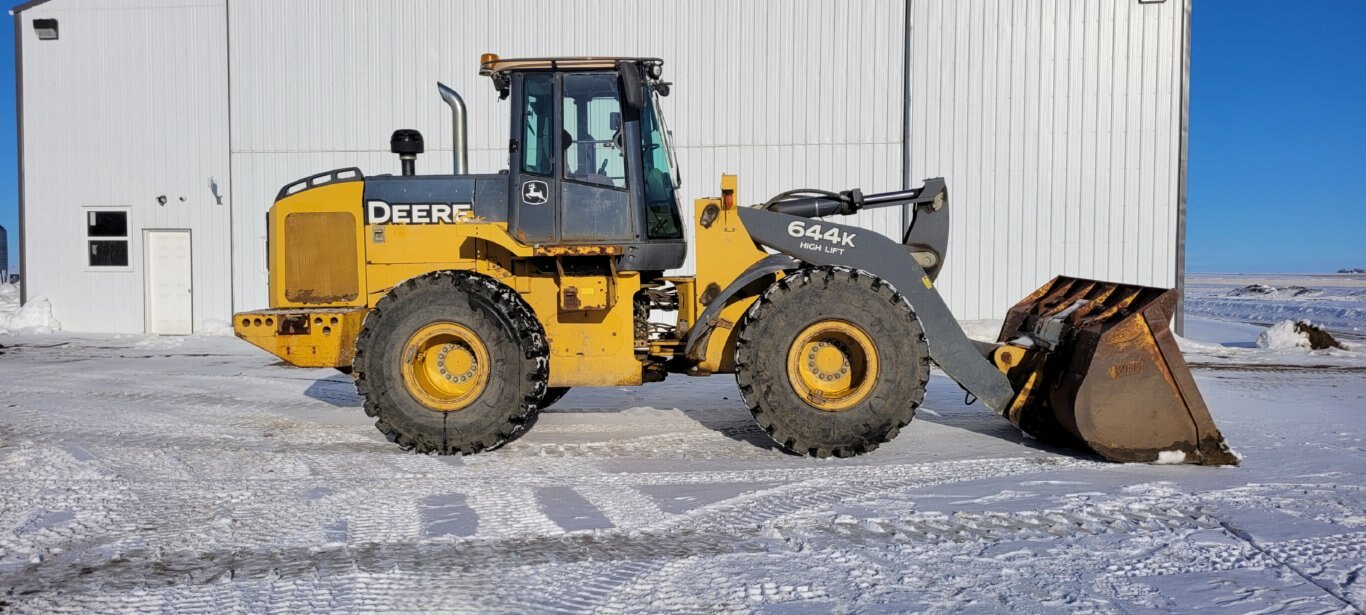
[735,266,931,458]
[352,271,549,455]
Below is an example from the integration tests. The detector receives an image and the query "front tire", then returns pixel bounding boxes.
[353,271,549,454]
[735,267,930,458]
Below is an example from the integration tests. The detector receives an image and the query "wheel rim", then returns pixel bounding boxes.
[401,322,491,412]
[786,320,880,412]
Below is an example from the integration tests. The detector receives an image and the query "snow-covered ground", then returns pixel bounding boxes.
[1,277,1365,613]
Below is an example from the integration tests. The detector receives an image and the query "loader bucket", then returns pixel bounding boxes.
[996,277,1238,465]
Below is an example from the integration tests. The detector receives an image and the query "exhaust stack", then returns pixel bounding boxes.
[438,82,469,176]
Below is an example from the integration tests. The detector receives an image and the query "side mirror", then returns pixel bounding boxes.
[609,112,622,131]
[620,63,646,109]
[654,82,672,97]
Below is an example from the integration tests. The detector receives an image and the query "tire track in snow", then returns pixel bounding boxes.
[5,337,1366,611]
[1247,530,1366,611]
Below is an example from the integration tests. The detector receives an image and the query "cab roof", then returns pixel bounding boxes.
[478,56,664,78]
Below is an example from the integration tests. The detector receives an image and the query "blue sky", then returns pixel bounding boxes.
[1186,1,1366,272]
[0,1,1362,274]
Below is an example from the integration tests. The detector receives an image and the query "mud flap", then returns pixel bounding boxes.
[997,277,1238,466]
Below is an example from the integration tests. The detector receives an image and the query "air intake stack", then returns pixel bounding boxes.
[390,129,425,177]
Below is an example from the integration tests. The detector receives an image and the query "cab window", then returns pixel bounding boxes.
[642,91,684,239]
[561,74,627,189]
[521,73,554,176]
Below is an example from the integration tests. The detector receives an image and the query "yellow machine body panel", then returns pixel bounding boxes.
[535,274,642,385]
[238,182,642,386]
[234,308,367,368]
[689,175,770,374]
[361,221,528,305]
[267,182,369,310]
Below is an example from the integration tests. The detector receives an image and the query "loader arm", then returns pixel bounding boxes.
[734,206,1017,413]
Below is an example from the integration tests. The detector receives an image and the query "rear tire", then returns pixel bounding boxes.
[735,267,930,458]
[353,271,549,454]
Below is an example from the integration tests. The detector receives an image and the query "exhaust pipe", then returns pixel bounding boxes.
[438,82,469,176]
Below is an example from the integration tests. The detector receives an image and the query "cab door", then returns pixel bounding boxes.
[508,71,560,244]
[558,73,635,243]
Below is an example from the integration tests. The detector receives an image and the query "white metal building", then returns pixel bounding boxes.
[12,0,1192,334]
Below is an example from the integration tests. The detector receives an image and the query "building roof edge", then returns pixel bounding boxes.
[11,0,58,17]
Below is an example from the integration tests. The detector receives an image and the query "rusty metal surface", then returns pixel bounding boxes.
[533,245,624,257]
[283,212,360,303]
[562,287,582,311]
[997,276,1238,466]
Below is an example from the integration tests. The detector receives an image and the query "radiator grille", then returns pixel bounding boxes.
[284,212,359,303]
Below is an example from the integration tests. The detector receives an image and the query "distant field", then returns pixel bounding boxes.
[1185,273,1366,341]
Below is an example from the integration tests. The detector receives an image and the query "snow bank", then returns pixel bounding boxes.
[1256,320,1347,351]
[1226,284,1322,298]
[0,284,62,335]
[1257,320,1311,350]
[1187,296,1365,333]
[959,319,1004,343]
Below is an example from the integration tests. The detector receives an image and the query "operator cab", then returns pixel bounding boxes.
[481,55,686,271]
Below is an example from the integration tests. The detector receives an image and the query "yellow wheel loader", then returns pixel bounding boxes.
[235,55,1237,465]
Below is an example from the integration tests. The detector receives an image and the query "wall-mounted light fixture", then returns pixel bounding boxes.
[33,18,59,40]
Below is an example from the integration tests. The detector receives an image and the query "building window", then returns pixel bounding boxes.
[86,209,130,268]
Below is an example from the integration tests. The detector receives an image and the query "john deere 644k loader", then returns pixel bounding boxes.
[235,56,1236,465]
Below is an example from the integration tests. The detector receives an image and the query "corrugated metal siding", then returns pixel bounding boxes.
[908,0,1184,320]
[228,0,908,311]
[18,0,231,333]
[17,0,1186,331]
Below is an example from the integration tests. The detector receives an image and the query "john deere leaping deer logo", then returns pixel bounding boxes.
[522,180,549,205]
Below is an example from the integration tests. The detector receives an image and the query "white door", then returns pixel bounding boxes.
[145,230,193,335]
